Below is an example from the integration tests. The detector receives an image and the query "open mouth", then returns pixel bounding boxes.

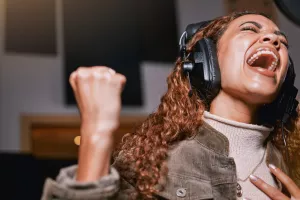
[246,48,279,72]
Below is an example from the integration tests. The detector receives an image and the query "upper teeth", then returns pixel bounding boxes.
[247,49,279,71]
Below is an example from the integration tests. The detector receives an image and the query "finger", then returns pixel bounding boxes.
[91,70,112,106]
[269,164,300,197]
[108,68,116,75]
[91,66,116,75]
[69,71,77,92]
[249,175,289,200]
[69,71,82,109]
[92,70,112,81]
[77,66,116,80]
[111,73,127,91]
[76,67,93,111]
[90,67,115,83]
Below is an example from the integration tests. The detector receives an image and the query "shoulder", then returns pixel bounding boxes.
[166,133,215,180]
[167,122,228,168]
[168,136,210,160]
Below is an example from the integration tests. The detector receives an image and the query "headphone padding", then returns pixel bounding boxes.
[190,38,221,101]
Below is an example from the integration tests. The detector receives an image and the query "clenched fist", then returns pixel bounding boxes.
[69,66,126,141]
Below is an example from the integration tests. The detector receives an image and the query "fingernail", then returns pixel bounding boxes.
[268,164,276,170]
[249,174,258,181]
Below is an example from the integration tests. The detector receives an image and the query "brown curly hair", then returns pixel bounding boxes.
[113,11,300,199]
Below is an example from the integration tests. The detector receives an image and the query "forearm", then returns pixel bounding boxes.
[76,130,115,182]
[41,66,128,199]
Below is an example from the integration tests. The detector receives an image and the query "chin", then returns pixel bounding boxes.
[245,86,279,104]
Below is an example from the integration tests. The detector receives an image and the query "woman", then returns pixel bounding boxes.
[42,11,300,199]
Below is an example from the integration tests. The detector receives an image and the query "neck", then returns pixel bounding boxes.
[210,90,260,124]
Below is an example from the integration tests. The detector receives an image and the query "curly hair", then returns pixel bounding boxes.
[113,11,300,199]
[273,107,300,187]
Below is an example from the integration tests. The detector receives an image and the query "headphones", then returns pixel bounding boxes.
[179,21,299,126]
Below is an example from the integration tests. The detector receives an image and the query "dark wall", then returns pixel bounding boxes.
[4,0,178,106]
[63,0,178,106]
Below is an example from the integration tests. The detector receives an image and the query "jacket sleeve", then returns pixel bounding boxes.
[41,165,137,200]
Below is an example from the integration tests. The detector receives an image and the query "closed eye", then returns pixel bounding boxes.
[241,26,289,48]
[241,26,258,33]
[281,40,289,48]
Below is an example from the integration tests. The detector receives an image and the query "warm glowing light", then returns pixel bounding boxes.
[74,136,81,146]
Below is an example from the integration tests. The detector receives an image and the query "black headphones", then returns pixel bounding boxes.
[179,21,299,126]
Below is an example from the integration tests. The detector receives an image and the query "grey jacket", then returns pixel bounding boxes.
[41,122,288,200]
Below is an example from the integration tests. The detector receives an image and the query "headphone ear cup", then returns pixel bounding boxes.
[181,21,221,102]
[189,38,221,102]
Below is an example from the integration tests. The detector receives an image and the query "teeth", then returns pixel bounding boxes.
[247,48,278,71]
[267,61,278,72]
[268,65,276,71]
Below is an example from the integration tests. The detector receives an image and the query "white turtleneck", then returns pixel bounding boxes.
[203,111,277,200]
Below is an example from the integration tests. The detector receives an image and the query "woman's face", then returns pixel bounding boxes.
[217,14,289,105]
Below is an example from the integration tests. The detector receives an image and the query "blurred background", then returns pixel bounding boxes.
[0,0,299,199]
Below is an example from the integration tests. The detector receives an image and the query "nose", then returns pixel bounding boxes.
[259,33,280,49]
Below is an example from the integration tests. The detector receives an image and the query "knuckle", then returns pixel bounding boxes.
[116,74,126,82]
[93,66,108,70]
[77,66,86,72]
[261,182,269,190]
[284,177,294,186]
[108,68,116,74]
[77,71,86,79]
[269,190,282,199]
[118,73,125,80]
[92,70,103,79]
[69,72,77,82]
[77,70,91,80]
[72,66,118,82]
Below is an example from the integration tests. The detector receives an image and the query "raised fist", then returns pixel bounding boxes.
[69,66,126,140]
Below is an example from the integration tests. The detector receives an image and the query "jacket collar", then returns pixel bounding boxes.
[194,121,230,156]
[195,121,289,175]
[195,121,289,192]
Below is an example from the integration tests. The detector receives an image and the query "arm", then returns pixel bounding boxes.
[76,130,114,182]
[41,66,128,200]
[72,66,125,183]
[41,67,168,200]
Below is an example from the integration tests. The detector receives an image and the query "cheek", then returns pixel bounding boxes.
[218,37,250,68]
[218,43,246,81]
[217,36,256,89]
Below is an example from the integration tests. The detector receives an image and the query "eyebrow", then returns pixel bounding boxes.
[239,21,287,39]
